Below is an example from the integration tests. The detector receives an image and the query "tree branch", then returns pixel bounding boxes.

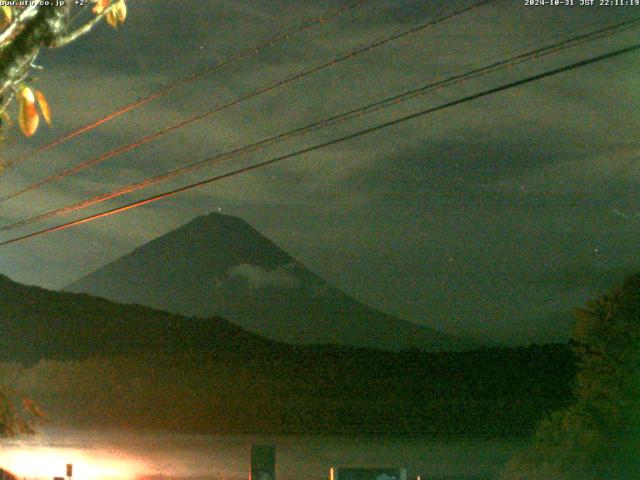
[52,2,120,48]
[0,5,39,47]
[0,5,71,98]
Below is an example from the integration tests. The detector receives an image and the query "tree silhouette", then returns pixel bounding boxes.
[502,273,640,479]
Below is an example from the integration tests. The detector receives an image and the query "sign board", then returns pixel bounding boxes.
[333,468,407,480]
[250,444,275,480]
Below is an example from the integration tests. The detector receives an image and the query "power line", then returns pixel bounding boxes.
[0,0,494,203]
[1,0,370,170]
[2,42,638,247]
[2,16,638,232]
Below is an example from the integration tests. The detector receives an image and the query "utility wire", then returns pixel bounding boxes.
[2,42,638,247]
[1,0,370,170]
[0,0,493,203]
[2,16,638,232]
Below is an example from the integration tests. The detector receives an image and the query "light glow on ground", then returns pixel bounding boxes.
[0,446,153,480]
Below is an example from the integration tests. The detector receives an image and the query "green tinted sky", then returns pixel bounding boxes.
[1,0,638,343]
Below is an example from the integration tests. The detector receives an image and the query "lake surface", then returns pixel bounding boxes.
[0,428,526,480]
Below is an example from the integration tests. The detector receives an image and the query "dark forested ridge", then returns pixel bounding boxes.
[0,273,277,363]
[0,274,575,436]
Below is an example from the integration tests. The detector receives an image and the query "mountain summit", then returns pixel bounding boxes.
[66,212,464,350]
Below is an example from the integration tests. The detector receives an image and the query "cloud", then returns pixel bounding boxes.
[226,263,299,289]
[3,0,640,343]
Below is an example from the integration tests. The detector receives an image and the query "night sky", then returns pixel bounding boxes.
[0,0,638,344]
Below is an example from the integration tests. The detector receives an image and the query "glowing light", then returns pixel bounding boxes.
[0,446,151,480]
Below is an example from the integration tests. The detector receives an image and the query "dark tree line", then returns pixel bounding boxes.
[503,273,640,479]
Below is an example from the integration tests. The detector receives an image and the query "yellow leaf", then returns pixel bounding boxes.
[0,110,12,127]
[18,87,39,138]
[115,1,127,24]
[106,1,126,28]
[105,11,117,28]
[92,0,110,14]
[1,6,12,23]
[34,90,52,126]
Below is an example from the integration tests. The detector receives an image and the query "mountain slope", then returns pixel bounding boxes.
[66,212,464,350]
[0,273,277,363]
